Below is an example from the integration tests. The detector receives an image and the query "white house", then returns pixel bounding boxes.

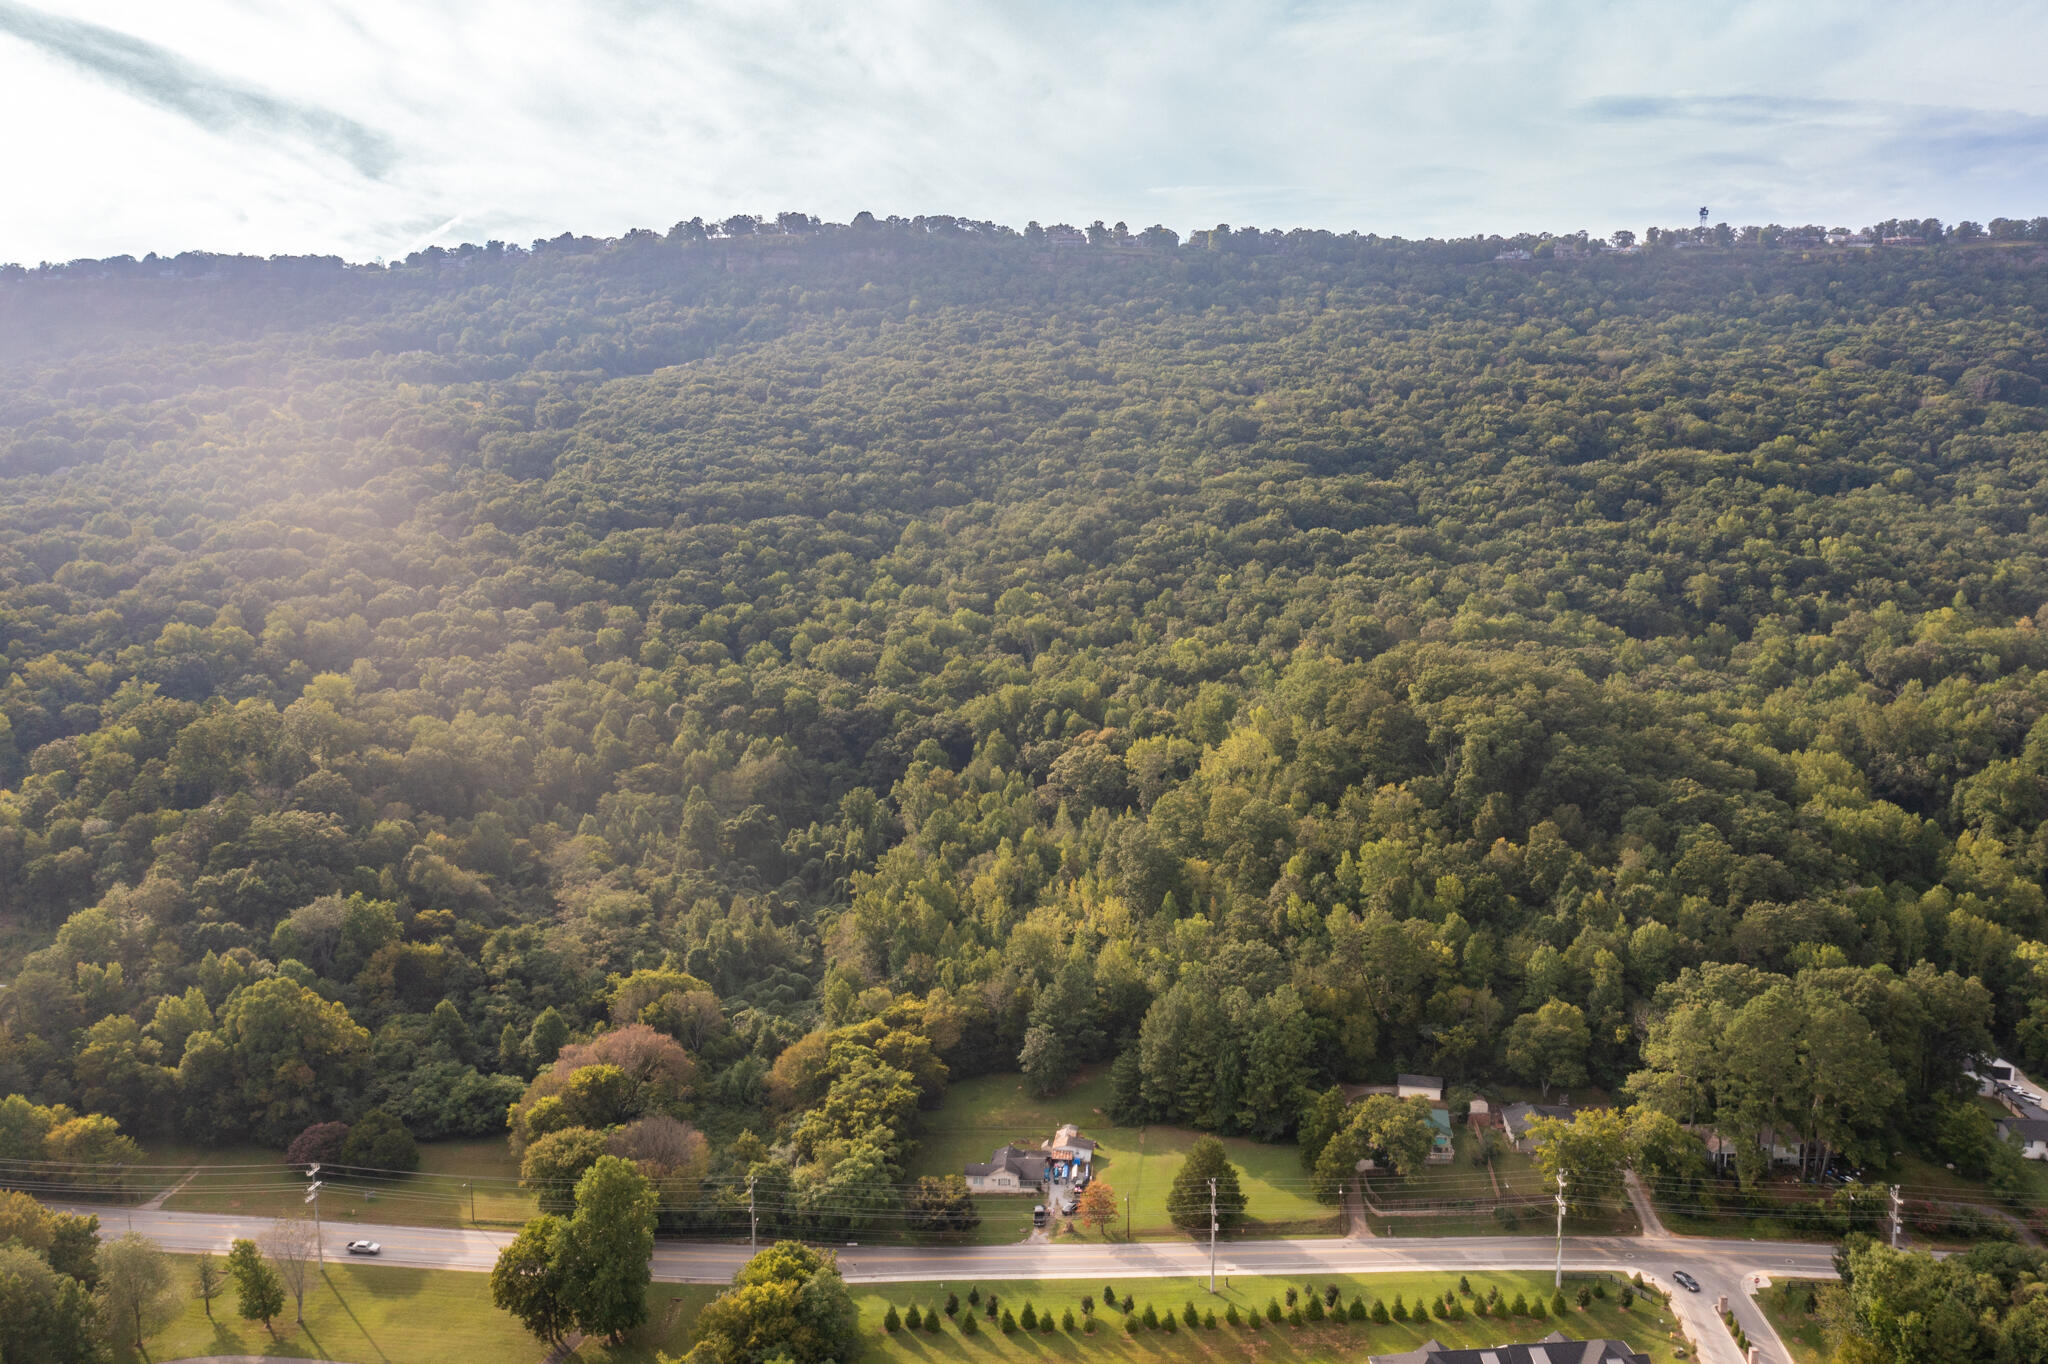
[1999,1118,2048,1162]
[1397,1074,1444,1101]
[964,1145,1048,1194]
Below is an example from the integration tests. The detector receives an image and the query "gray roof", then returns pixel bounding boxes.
[964,1146,1047,1181]
[1502,1102,1576,1133]
[1398,1073,1444,1090]
[1999,1118,2048,1142]
[1370,1330,1649,1364]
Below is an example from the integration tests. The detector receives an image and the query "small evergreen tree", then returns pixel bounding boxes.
[1141,1303,1158,1329]
[1349,1295,1367,1321]
[1103,1282,1116,1306]
[1287,1306,1303,1327]
[1458,1274,1472,1295]
[1021,1302,1037,1330]
[1532,1297,1548,1319]
[1552,1289,1568,1316]
[1226,1303,1241,1326]
[1062,1308,1076,1330]
[1370,1298,1389,1324]
[1204,1309,1217,1329]
[1266,1297,1282,1322]
[946,1290,959,1316]
[1001,1307,1016,1332]
[1163,1312,1177,1334]
[969,1286,981,1306]
[925,1305,941,1333]
[1576,1285,1591,1308]
[962,1309,979,1336]
[1306,1293,1325,1321]
[1391,1294,1407,1322]
[1619,1287,1634,1310]
[885,1305,902,1332]
[906,1303,922,1330]
[1184,1301,1199,1327]
[1511,1292,1529,1316]
[1121,1293,1133,1313]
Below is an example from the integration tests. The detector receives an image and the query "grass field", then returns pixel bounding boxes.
[854,1271,1690,1364]
[910,1072,1337,1243]
[150,1138,540,1229]
[132,1255,717,1364]
[127,1259,1687,1364]
[1753,1279,1830,1364]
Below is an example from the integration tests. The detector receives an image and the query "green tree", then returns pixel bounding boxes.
[560,1155,658,1342]
[682,1241,859,1364]
[227,1238,284,1337]
[1166,1137,1247,1233]
[490,1213,572,1345]
[0,1244,103,1364]
[1504,1000,1591,1099]
[339,1106,418,1170]
[94,1232,178,1349]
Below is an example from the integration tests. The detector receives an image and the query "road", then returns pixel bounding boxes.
[82,1204,1827,1363]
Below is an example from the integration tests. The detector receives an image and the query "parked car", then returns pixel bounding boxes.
[1060,1196,1078,1216]
[345,1240,381,1256]
[1672,1271,1700,1293]
[1032,1205,1047,1228]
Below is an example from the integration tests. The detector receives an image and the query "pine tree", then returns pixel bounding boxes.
[1226,1303,1241,1326]
[906,1303,923,1330]
[1349,1296,1367,1321]
[946,1290,959,1316]
[1184,1301,1199,1326]
[1204,1309,1217,1329]
[885,1305,902,1332]
[961,1309,980,1336]
[1167,1136,1249,1232]
[1021,1302,1037,1329]
[1062,1308,1076,1330]
[1001,1307,1017,1333]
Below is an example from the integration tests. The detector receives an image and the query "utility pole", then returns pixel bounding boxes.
[466,1182,473,1224]
[748,1175,758,1251]
[1207,1178,1218,1293]
[1889,1184,1903,1249]
[1553,1171,1567,1289]
[305,1163,323,1268]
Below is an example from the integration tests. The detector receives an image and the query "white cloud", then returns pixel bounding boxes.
[0,0,2044,262]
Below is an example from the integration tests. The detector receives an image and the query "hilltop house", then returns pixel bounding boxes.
[1371,1331,1649,1364]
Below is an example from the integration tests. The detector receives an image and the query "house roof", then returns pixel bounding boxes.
[1368,1330,1650,1364]
[965,1146,1048,1181]
[1398,1073,1444,1090]
[1501,1102,1575,1134]
[1999,1118,2048,1142]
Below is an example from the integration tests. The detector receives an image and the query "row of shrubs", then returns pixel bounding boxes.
[881,1277,1639,1337]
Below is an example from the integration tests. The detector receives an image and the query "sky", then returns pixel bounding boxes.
[3,0,2047,265]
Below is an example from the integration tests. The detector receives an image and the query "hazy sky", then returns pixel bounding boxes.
[3,0,2046,264]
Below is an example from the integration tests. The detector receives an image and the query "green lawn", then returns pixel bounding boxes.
[910,1072,1336,1243]
[855,1271,1690,1364]
[1753,1279,1830,1364]
[153,1138,538,1229]
[133,1255,717,1364]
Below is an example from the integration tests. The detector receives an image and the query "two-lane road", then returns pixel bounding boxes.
[79,1204,1828,1361]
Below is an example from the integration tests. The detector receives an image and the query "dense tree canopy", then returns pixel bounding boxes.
[5,217,2048,1232]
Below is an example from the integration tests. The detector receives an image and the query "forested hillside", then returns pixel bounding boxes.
[4,220,2048,1211]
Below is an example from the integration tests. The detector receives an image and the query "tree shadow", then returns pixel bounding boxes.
[317,1268,394,1364]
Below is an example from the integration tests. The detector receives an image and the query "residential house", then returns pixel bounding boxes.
[1700,1126,1804,1173]
[1998,1117,2048,1162]
[1427,1107,1455,1165]
[1046,1124,1097,1180]
[1370,1331,1650,1364]
[964,1145,1048,1194]
[1398,1074,1445,1101]
[1501,1102,1576,1153]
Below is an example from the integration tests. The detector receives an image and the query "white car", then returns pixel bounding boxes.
[345,1240,381,1256]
